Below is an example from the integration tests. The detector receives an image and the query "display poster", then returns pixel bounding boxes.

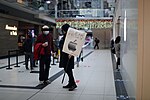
[62,28,87,57]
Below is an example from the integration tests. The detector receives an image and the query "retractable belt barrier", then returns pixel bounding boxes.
[6,49,20,70]
[51,53,57,65]
[76,41,91,67]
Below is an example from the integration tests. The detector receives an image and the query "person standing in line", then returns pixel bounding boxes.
[94,38,100,49]
[114,36,121,70]
[35,25,54,84]
[110,38,116,54]
[23,32,34,71]
[59,24,77,91]
[32,34,38,68]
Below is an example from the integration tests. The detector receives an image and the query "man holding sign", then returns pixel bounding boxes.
[59,24,87,91]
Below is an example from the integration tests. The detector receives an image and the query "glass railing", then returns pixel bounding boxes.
[57,9,114,18]
[12,0,54,17]
[11,0,114,18]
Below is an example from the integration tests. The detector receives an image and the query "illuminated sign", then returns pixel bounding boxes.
[5,25,17,31]
[56,19,113,29]
[10,31,17,36]
[5,25,18,35]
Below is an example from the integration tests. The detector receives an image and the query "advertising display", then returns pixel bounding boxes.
[62,28,87,57]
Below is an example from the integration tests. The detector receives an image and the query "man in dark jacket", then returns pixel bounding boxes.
[35,25,54,84]
[23,33,34,70]
[94,38,100,49]
[59,24,77,91]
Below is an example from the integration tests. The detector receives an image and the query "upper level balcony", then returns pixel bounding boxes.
[57,8,114,19]
[2,0,115,19]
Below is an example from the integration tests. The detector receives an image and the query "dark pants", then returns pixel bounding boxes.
[94,44,99,49]
[77,50,83,62]
[25,52,33,69]
[39,55,51,81]
[64,67,76,86]
[116,57,120,69]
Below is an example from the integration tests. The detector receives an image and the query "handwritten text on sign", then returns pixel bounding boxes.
[63,28,87,57]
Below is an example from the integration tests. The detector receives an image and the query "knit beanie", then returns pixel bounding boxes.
[61,24,70,33]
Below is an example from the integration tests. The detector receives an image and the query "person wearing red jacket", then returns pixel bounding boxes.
[35,25,54,84]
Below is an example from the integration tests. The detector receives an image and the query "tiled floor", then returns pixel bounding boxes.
[0,49,116,100]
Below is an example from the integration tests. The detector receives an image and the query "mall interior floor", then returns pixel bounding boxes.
[0,48,116,100]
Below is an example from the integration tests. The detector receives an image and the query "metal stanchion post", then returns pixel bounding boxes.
[14,50,20,67]
[77,57,79,67]
[51,54,56,65]
[6,51,12,70]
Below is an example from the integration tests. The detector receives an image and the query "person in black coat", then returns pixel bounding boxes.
[59,24,77,91]
[94,38,100,49]
[23,33,33,70]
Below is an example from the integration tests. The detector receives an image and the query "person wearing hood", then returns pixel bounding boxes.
[59,24,77,91]
[35,25,54,84]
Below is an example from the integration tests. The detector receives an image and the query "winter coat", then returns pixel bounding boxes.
[23,38,32,53]
[34,43,45,60]
[114,43,120,58]
[59,35,74,69]
[35,33,54,55]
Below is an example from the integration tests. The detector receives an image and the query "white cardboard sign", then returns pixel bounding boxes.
[62,28,87,57]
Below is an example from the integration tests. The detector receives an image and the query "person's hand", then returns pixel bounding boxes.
[42,42,48,47]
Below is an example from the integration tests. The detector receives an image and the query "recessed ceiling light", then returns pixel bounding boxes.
[46,1,51,4]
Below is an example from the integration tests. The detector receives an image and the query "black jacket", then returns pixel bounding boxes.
[23,38,32,53]
[59,35,74,69]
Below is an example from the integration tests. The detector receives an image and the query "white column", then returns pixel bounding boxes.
[55,0,58,18]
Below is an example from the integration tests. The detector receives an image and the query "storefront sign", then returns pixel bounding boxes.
[5,25,17,31]
[5,25,17,35]
[10,31,17,36]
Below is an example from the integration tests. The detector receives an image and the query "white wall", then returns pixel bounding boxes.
[114,0,138,99]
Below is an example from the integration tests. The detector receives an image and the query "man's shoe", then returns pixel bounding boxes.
[44,80,51,84]
[63,84,72,88]
[68,84,77,91]
[39,81,44,84]
[26,67,29,70]
[31,68,34,70]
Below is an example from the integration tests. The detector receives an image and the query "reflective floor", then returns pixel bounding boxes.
[0,49,116,100]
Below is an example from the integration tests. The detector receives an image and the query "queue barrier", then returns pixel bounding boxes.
[76,41,92,67]
[6,49,20,70]
[51,53,57,65]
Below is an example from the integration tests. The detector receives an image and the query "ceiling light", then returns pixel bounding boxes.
[46,1,51,4]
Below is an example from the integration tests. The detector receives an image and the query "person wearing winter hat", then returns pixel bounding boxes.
[35,25,54,84]
[59,24,77,91]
